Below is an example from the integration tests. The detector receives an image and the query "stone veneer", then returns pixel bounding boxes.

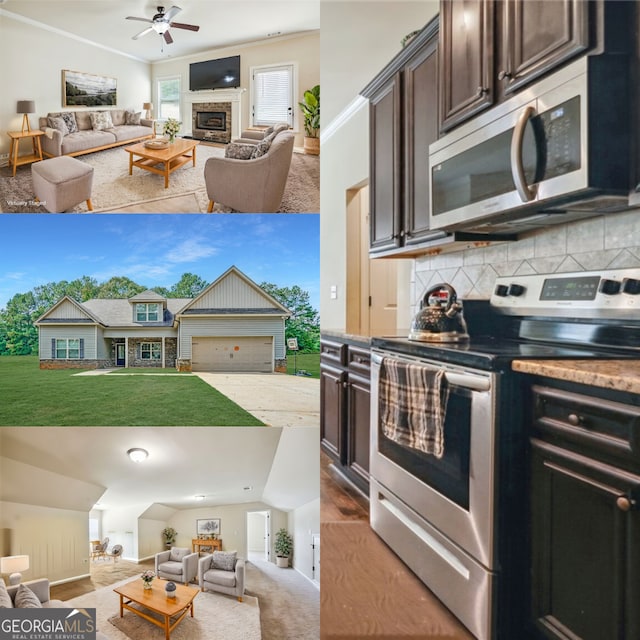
[192,102,232,143]
[40,359,111,370]
[274,358,287,373]
[127,338,177,368]
[176,358,192,372]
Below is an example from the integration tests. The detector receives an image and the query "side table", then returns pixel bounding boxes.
[8,130,44,177]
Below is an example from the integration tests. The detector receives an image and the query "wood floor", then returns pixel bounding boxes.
[320,450,369,522]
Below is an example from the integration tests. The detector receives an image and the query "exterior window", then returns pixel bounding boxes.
[136,303,159,322]
[56,338,80,359]
[141,342,162,361]
[251,64,296,128]
[157,76,181,121]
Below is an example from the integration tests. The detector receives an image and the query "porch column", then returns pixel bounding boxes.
[125,337,129,368]
[162,337,166,369]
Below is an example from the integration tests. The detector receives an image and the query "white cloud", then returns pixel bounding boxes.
[165,239,219,264]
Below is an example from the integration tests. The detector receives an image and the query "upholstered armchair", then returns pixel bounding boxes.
[198,551,245,602]
[204,131,295,213]
[155,547,199,585]
[233,122,290,145]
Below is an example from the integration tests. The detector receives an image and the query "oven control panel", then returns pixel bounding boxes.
[490,269,640,317]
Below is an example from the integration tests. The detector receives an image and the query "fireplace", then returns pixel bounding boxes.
[192,102,232,143]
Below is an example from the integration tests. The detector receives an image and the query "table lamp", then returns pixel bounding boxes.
[17,101,36,134]
[143,102,153,119]
[1,555,29,585]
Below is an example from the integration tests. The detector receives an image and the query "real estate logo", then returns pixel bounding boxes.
[0,608,96,640]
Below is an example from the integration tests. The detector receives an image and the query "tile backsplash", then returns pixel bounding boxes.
[412,210,640,309]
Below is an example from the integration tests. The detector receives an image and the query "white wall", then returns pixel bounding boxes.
[138,517,167,561]
[0,501,90,584]
[288,497,319,583]
[0,12,151,157]
[151,32,319,148]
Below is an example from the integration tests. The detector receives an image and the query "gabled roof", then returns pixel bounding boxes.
[128,290,168,303]
[81,298,190,328]
[177,266,290,317]
[35,296,105,326]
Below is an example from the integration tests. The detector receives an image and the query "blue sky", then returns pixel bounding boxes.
[0,214,319,310]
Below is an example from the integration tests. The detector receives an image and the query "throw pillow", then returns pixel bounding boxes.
[0,580,13,608]
[89,111,114,131]
[60,112,78,134]
[14,584,42,608]
[47,116,69,136]
[251,132,275,159]
[169,548,189,562]
[212,551,236,571]
[125,110,141,125]
[225,142,255,160]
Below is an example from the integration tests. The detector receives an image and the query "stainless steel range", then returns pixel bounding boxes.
[369,268,640,640]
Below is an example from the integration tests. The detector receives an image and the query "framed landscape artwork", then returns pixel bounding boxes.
[63,70,117,107]
[196,518,221,536]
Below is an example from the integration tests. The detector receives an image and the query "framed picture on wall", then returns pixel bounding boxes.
[196,518,221,536]
[62,69,117,107]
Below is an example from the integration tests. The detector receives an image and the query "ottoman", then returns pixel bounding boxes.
[31,156,94,213]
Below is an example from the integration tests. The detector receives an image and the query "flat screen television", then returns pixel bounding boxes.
[189,55,241,91]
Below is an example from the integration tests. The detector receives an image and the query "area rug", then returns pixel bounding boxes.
[0,144,319,214]
[64,577,261,640]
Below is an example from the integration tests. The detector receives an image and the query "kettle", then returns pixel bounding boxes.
[408,283,470,342]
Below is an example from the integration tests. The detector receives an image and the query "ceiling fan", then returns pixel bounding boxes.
[126,5,200,45]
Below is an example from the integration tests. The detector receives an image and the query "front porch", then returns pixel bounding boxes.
[109,337,177,369]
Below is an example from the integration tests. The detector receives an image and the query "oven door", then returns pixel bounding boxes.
[370,350,497,569]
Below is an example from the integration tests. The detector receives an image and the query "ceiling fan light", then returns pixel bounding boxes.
[153,22,169,34]
[127,448,149,463]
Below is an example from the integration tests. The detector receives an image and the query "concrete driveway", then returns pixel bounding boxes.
[193,372,319,427]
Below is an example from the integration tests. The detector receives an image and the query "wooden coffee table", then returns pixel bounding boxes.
[113,578,198,640]
[125,138,199,188]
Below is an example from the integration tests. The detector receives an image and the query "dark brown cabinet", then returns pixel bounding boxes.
[320,337,371,493]
[529,384,640,640]
[439,0,591,132]
[363,17,441,256]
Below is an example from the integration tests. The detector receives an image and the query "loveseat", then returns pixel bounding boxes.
[3,579,109,640]
[38,109,154,158]
[198,551,245,601]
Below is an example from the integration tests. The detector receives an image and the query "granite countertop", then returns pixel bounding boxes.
[512,360,640,394]
[321,330,372,347]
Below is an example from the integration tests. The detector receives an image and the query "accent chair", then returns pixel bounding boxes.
[198,551,245,602]
[155,547,199,585]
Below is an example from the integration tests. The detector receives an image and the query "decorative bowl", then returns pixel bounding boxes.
[144,139,170,149]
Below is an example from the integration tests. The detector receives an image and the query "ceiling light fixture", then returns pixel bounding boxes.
[195,495,205,501]
[127,448,149,463]
[243,486,253,491]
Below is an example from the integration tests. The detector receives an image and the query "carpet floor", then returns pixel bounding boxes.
[0,144,319,213]
[65,576,261,640]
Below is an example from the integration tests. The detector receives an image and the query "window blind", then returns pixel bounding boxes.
[253,65,294,126]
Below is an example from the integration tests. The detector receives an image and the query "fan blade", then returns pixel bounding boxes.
[163,30,174,44]
[133,26,154,40]
[170,21,200,32]
[126,16,153,23]
[163,6,182,21]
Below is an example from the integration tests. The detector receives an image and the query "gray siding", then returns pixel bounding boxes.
[190,272,279,310]
[45,299,92,320]
[102,328,177,338]
[39,325,97,359]
[179,317,286,359]
[96,327,109,360]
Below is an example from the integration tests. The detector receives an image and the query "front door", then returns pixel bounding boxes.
[116,343,125,367]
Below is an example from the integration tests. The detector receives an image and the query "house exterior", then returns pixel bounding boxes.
[35,266,290,372]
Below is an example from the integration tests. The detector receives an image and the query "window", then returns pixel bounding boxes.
[55,338,82,359]
[251,64,296,128]
[140,342,162,361]
[157,76,181,121]
[136,303,159,322]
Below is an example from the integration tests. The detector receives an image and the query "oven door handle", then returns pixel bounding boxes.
[372,353,491,392]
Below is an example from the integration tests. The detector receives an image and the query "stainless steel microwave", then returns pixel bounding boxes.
[428,55,631,234]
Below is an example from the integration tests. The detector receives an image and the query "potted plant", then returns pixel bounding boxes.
[163,117,181,143]
[274,528,293,568]
[162,527,177,547]
[298,84,320,155]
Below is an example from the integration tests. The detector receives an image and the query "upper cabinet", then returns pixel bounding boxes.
[440,0,594,133]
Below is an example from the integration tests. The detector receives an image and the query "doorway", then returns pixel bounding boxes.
[246,510,270,563]
[116,343,125,367]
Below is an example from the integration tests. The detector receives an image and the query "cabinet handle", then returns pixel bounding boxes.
[616,496,636,512]
[567,413,584,426]
[498,70,512,81]
[476,86,488,96]
[343,381,350,389]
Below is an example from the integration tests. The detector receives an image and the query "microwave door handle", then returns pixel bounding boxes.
[511,105,538,202]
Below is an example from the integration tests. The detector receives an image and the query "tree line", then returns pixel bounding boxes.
[0,273,319,356]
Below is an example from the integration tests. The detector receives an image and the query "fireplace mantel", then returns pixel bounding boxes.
[183,88,246,140]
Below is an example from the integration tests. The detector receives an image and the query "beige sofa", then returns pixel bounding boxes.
[38,109,154,158]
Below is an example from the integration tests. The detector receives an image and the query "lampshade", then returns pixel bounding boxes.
[16,100,35,114]
[127,447,149,462]
[142,102,152,110]
[1,555,29,585]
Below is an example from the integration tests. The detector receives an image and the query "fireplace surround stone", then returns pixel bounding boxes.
[192,102,232,143]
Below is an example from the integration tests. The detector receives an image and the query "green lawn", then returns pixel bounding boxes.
[286,352,320,378]
[0,356,264,426]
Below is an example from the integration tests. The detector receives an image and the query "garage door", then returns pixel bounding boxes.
[191,336,273,372]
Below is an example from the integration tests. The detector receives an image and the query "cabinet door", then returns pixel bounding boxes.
[403,33,439,245]
[502,0,589,96]
[439,0,494,132]
[530,439,640,640]
[347,373,371,492]
[320,364,345,461]
[369,72,402,252]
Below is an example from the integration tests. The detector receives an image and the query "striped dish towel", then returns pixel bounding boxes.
[379,357,449,458]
